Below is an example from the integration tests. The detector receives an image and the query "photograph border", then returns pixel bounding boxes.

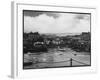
[23,10,91,70]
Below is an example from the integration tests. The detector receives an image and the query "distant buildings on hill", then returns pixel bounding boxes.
[23,32,91,53]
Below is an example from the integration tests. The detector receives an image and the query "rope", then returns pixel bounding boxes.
[24,58,89,65]
[72,59,89,65]
[37,59,70,63]
[24,58,70,63]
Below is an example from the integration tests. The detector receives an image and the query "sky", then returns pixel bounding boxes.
[24,10,90,34]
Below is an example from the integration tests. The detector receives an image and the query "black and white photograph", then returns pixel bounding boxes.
[23,10,91,69]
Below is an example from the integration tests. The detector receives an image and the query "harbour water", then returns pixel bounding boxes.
[24,47,91,69]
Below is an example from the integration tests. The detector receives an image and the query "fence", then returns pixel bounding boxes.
[24,58,90,67]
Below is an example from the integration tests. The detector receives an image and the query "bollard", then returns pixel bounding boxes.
[70,58,72,67]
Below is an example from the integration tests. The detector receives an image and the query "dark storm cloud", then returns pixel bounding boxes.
[23,10,59,18]
[45,13,59,18]
[75,14,90,20]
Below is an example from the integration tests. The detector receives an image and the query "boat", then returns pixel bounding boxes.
[23,62,33,66]
[57,46,66,51]
[28,43,48,53]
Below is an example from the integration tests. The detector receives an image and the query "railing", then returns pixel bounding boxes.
[24,58,89,67]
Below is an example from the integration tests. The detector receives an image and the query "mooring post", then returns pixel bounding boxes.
[70,58,72,67]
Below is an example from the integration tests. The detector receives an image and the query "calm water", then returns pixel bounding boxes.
[24,48,91,69]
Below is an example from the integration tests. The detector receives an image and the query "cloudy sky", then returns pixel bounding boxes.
[24,10,90,33]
